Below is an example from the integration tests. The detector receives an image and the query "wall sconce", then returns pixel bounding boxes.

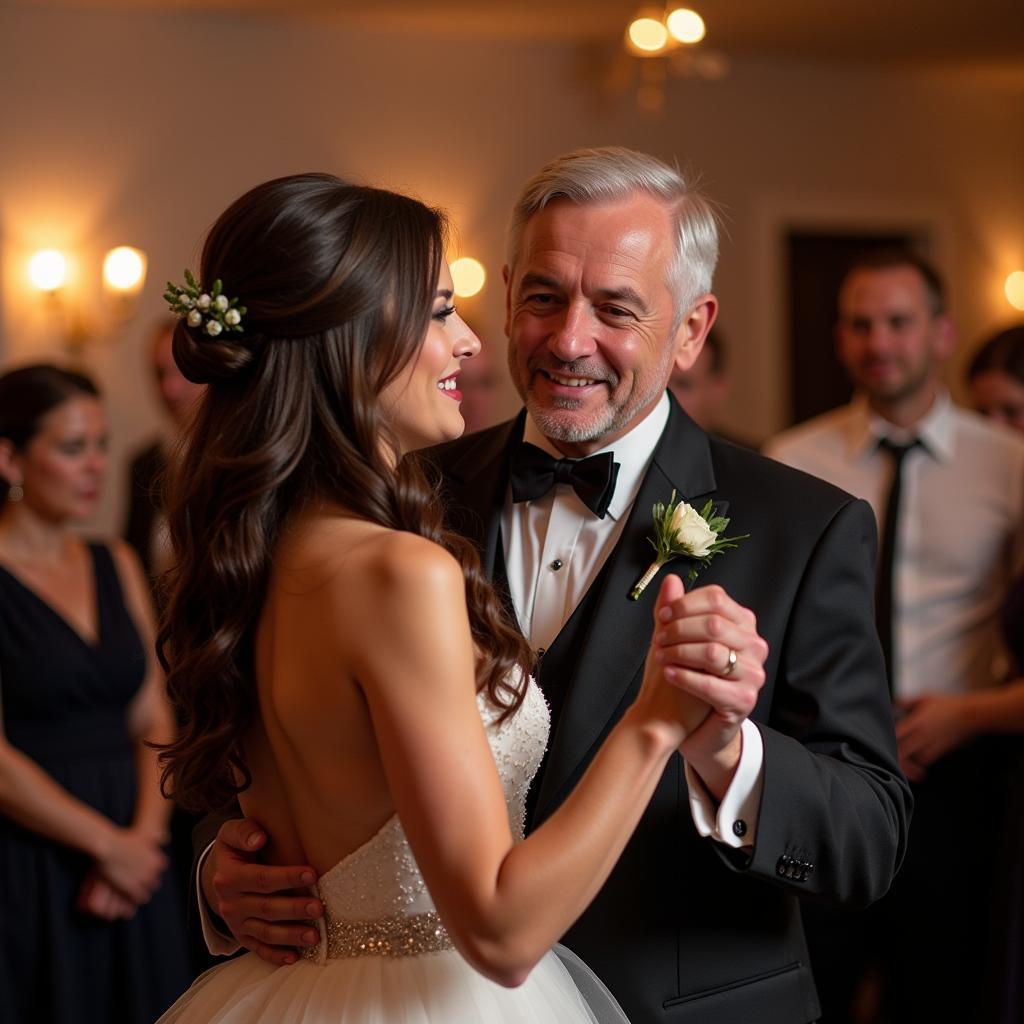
[27,244,147,352]
[451,257,486,299]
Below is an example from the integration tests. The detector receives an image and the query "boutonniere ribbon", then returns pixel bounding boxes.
[629,491,749,600]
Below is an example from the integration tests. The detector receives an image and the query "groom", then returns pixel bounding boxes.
[199,148,911,1023]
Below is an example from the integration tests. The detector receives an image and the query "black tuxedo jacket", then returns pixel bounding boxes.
[425,397,912,1024]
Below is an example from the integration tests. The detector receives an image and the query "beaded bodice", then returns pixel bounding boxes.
[305,673,548,961]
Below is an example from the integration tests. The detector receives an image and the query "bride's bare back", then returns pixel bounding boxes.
[241,512,432,877]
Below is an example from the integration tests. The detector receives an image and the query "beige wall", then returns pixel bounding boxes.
[2,6,1023,534]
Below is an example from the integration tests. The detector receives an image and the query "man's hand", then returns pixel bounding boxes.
[653,584,768,799]
[203,818,324,966]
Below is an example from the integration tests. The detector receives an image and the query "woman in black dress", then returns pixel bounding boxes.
[0,365,189,1022]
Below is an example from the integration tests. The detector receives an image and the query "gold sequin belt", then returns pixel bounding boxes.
[301,910,453,961]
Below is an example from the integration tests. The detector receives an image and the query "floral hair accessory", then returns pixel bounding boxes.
[628,490,749,600]
[164,269,246,338]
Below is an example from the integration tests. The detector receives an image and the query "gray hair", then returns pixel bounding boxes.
[507,147,719,326]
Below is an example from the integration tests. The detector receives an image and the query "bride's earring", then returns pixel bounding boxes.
[7,482,23,502]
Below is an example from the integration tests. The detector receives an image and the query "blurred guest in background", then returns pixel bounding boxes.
[667,326,728,431]
[766,251,1024,1023]
[124,319,205,581]
[454,338,503,433]
[967,323,1024,433]
[124,321,213,978]
[0,364,190,1024]
[966,326,1024,1023]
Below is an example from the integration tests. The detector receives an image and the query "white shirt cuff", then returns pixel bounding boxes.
[197,840,242,957]
[685,718,764,850]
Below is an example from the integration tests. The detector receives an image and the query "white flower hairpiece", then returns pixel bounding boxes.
[164,269,246,337]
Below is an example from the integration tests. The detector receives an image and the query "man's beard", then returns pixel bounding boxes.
[519,349,673,444]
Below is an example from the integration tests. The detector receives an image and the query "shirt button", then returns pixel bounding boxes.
[549,559,564,571]
[732,819,747,838]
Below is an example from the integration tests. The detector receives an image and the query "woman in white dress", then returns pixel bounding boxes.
[155,173,707,1023]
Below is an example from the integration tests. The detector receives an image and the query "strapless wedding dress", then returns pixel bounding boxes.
[158,677,629,1023]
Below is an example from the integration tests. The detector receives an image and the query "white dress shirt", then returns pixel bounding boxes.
[766,391,1024,698]
[504,393,763,851]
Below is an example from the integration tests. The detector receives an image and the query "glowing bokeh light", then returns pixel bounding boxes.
[1006,270,1024,311]
[628,17,669,53]
[451,257,486,298]
[28,249,68,292]
[667,8,706,44]
[102,246,147,293]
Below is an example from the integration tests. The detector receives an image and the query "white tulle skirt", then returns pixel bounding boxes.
[157,944,629,1023]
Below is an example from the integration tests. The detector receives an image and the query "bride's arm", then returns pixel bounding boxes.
[354,534,707,987]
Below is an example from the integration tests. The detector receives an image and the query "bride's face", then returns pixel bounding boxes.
[382,264,482,454]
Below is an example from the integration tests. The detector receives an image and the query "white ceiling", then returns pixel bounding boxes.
[10,0,1024,65]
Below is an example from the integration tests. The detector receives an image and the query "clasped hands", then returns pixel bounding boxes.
[78,824,169,922]
[644,574,768,799]
[203,574,769,966]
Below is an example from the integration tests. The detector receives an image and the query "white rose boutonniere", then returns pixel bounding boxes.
[628,490,749,600]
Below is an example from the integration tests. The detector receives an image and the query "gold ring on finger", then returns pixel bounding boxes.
[722,648,738,677]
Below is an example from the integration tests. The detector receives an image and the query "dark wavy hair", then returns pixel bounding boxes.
[967,325,1024,387]
[0,365,100,505]
[157,173,531,813]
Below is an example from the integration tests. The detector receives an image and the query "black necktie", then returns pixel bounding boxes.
[875,437,920,695]
[509,442,620,519]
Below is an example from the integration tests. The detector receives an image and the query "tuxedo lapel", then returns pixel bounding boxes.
[532,399,719,820]
[436,412,525,577]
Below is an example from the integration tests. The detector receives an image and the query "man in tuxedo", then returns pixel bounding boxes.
[198,148,911,1024]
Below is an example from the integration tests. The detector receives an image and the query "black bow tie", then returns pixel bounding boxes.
[509,442,620,519]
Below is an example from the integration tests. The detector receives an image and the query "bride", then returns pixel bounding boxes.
[155,173,707,1023]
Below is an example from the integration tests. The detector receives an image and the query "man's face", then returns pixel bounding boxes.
[504,193,709,456]
[836,266,950,407]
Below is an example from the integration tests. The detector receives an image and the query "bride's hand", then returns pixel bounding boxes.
[634,575,713,744]
[650,578,769,798]
[94,825,168,905]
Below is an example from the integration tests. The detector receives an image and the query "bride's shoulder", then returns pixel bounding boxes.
[278,516,461,606]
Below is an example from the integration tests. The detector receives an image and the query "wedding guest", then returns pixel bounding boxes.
[766,251,1024,1022]
[124,319,205,581]
[455,339,504,433]
[966,328,1024,1022]
[967,323,1024,433]
[0,364,190,1023]
[199,150,911,1024]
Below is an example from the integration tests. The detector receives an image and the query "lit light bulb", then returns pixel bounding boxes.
[628,17,669,53]
[451,257,486,298]
[666,8,706,44]
[103,246,147,293]
[28,249,68,292]
[1006,271,1024,311]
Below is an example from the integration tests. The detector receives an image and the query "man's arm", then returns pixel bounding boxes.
[740,498,911,906]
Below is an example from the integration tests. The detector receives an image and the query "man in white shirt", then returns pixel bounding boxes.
[196,148,911,1024]
[766,250,1024,1022]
